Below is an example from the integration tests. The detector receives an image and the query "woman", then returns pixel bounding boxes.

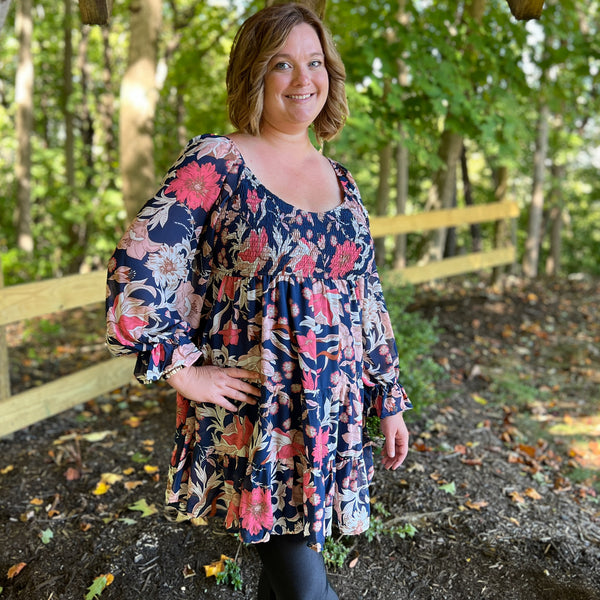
[106,4,411,599]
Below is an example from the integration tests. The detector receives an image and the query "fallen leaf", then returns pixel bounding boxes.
[85,573,114,600]
[40,528,54,544]
[471,394,487,405]
[439,481,456,495]
[183,564,196,578]
[124,480,144,491]
[123,467,135,475]
[30,497,44,506]
[349,556,359,568]
[92,481,111,496]
[123,416,142,428]
[128,498,158,517]
[465,499,489,511]
[101,473,124,485]
[204,555,232,578]
[64,467,81,481]
[143,465,159,475]
[7,562,27,579]
[1,465,14,475]
[80,431,116,443]
[508,490,525,503]
[525,488,542,500]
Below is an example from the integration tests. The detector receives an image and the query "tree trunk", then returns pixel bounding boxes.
[420,0,485,265]
[0,0,11,31]
[15,0,33,254]
[375,141,393,267]
[545,163,565,277]
[422,130,463,263]
[100,26,116,183]
[522,103,549,278]
[460,144,481,252]
[491,165,513,283]
[63,0,74,189]
[393,0,409,271]
[394,136,408,270]
[119,0,162,223]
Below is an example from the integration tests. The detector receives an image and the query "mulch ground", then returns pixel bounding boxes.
[1,275,599,600]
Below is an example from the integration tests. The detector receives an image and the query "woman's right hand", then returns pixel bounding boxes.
[166,365,261,412]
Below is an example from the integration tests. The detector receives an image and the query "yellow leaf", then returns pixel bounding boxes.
[101,472,124,485]
[204,559,225,578]
[30,497,44,506]
[123,467,135,475]
[471,394,487,405]
[124,416,142,428]
[1,464,14,475]
[203,555,233,578]
[143,465,159,475]
[92,481,111,496]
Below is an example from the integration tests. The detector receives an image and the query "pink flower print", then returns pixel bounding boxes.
[239,487,273,535]
[311,428,330,466]
[296,329,318,360]
[106,292,152,347]
[246,189,261,214]
[308,291,334,325]
[329,240,360,278]
[239,228,268,264]
[295,254,317,278]
[302,471,318,500]
[118,219,162,260]
[164,161,222,210]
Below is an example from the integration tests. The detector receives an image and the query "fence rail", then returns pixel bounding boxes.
[0,200,519,437]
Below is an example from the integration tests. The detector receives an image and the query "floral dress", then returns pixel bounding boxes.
[106,134,411,551]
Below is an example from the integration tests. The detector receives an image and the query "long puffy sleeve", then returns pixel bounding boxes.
[105,135,241,383]
[361,266,412,419]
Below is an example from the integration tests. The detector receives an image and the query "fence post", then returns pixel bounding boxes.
[0,255,11,402]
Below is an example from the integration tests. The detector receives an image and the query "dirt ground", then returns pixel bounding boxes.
[1,275,599,600]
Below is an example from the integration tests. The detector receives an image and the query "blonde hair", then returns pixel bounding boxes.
[226,3,348,142]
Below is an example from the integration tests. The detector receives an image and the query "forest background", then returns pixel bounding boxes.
[1,0,599,288]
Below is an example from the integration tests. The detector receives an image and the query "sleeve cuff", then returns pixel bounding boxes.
[133,341,204,384]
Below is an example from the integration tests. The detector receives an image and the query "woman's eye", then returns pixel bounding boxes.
[309,60,323,68]
[274,62,291,70]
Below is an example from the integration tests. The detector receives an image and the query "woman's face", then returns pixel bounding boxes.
[261,23,329,136]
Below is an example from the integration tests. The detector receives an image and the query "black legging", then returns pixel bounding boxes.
[256,534,339,600]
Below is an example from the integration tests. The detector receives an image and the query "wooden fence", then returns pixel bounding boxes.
[0,200,519,437]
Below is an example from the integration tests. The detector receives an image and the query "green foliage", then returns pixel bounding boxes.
[323,536,352,570]
[1,0,600,283]
[380,276,446,409]
[215,557,243,591]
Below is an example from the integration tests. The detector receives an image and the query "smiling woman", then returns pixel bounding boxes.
[105,4,412,600]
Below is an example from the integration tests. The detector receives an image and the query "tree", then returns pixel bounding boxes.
[15,0,33,255]
[119,0,162,223]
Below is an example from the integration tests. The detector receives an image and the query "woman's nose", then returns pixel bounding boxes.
[293,66,310,85]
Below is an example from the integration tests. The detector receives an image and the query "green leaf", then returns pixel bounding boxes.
[128,499,158,517]
[85,574,113,600]
[40,528,53,544]
[439,481,456,495]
